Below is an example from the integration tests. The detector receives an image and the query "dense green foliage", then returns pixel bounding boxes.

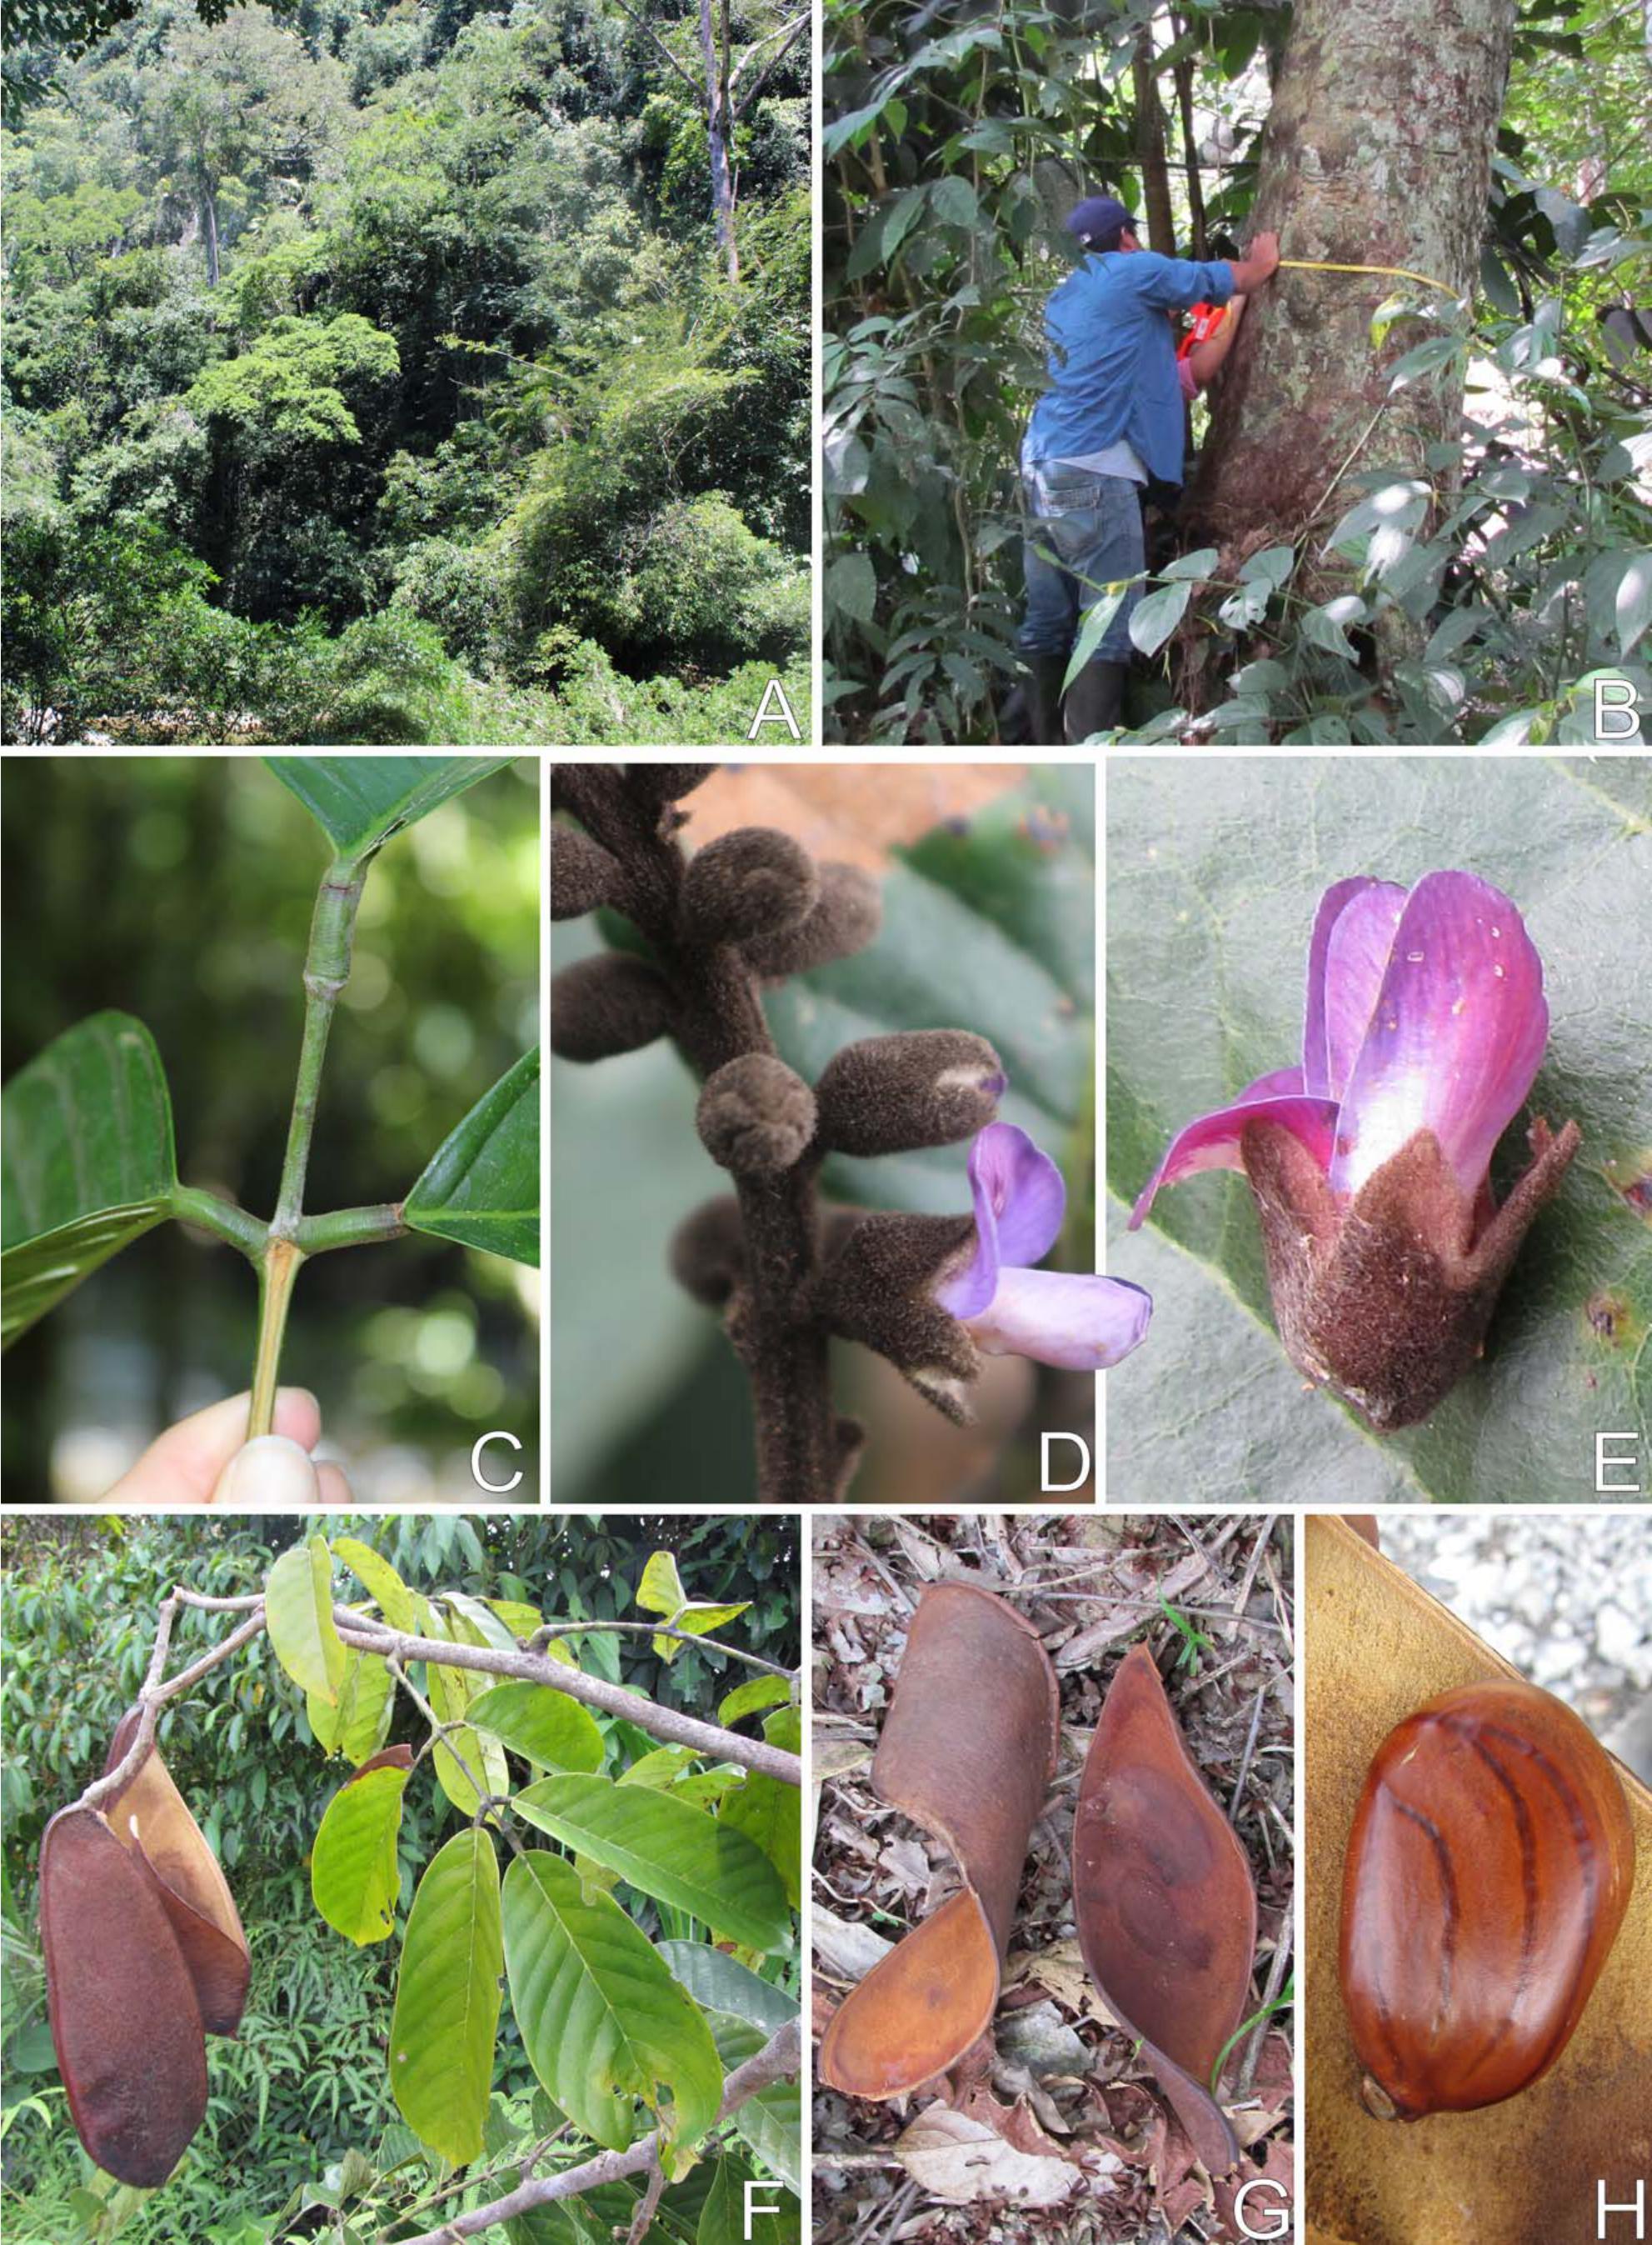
[823,0,1652,742]
[1,1511,799,2241]
[2,0,808,743]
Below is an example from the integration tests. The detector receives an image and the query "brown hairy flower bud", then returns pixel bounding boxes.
[681,828,821,948]
[551,824,621,920]
[549,766,626,825]
[743,862,882,977]
[697,1054,817,1174]
[815,1031,1006,1158]
[670,1196,746,1306]
[623,764,717,802]
[550,953,672,1062]
[816,1211,981,1422]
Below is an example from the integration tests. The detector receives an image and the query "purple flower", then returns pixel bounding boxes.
[1132,871,1553,1225]
[938,1122,1152,1370]
[1129,871,1579,1429]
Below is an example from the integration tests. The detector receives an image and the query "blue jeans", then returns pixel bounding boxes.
[1017,467,1144,665]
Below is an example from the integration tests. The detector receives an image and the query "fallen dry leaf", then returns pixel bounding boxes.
[891,2102,1080,2207]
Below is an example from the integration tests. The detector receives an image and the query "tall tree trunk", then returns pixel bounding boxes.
[1130,28,1175,254]
[1170,18,1206,259]
[699,0,738,280]
[202,186,220,288]
[1182,0,1517,617]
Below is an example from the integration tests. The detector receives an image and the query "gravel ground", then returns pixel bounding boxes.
[1380,1513,1652,1784]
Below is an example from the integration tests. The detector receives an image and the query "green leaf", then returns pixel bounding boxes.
[312,1762,409,1945]
[2,1012,179,1348]
[388,1828,502,2165]
[826,551,877,627]
[501,1851,721,2155]
[1613,551,1652,657]
[717,1708,801,1908]
[702,2018,800,2199]
[1106,757,1652,1502]
[266,756,514,859]
[696,2155,747,2245]
[635,1551,750,1661]
[405,1047,539,1267]
[332,1538,417,1633]
[716,1677,793,1728]
[656,1942,796,2036]
[307,1648,393,1762]
[467,1682,605,1774]
[266,1539,347,1708]
[422,1602,510,1817]
[1127,578,1193,657]
[513,1775,790,1952]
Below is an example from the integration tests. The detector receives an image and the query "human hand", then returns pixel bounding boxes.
[104,1389,353,1508]
[1249,230,1280,278]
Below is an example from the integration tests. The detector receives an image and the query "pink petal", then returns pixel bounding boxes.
[1237,1066,1305,1100]
[1302,878,1407,1095]
[1130,1093,1342,1228]
[1321,882,1409,1099]
[1330,871,1550,1200]
[964,1268,1153,1370]
[936,1122,1066,1319]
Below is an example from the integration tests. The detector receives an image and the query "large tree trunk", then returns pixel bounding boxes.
[1182,0,1517,605]
[699,0,738,280]
[202,187,220,288]
[1131,29,1175,254]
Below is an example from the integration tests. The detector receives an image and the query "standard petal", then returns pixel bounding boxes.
[964,1268,1153,1371]
[1129,1094,1342,1228]
[936,1122,1066,1318]
[1236,1066,1305,1100]
[1301,878,1404,1095]
[1330,871,1550,1201]
[1321,882,1407,1100]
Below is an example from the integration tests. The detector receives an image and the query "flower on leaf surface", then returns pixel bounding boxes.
[941,1122,1151,1371]
[1130,870,1579,1431]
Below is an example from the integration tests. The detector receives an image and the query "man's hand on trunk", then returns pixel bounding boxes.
[1227,231,1281,292]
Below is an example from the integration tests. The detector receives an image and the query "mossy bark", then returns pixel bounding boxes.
[1180,0,1518,704]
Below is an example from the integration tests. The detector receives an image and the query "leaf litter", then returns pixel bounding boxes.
[812,1512,1295,2245]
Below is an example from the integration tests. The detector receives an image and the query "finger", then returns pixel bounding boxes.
[314,1462,354,1508]
[208,1436,323,1508]
[107,1389,323,1506]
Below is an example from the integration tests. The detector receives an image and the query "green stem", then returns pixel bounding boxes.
[171,1185,267,1260]
[295,1202,407,1256]
[272,854,367,1242]
[247,1236,305,1439]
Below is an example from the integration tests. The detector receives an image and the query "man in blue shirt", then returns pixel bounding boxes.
[1019,197,1280,742]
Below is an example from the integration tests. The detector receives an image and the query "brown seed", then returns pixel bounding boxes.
[1340,1680,1635,2118]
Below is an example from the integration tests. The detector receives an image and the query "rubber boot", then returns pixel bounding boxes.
[1022,654,1070,748]
[1064,660,1126,742]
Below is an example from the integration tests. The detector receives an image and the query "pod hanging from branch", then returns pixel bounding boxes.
[101,1708,251,2037]
[818,1582,1059,2099]
[39,1804,209,2188]
[1072,1643,1258,2175]
[1340,1679,1635,2119]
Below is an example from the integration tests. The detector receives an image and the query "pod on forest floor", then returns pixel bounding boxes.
[1340,1679,1635,2119]
[102,1707,250,2037]
[817,1581,1059,2099]
[39,1804,209,2188]
[1072,1642,1259,2176]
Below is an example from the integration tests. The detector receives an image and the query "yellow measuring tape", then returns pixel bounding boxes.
[1279,258,1457,295]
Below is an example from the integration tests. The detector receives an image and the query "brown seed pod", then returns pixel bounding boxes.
[102,1708,250,2037]
[817,1582,1059,2099]
[1072,1643,1258,2176]
[39,1804,208,2188]
[1340,1679,1635,2120]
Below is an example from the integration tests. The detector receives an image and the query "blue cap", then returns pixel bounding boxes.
[1066,196,1135,248]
